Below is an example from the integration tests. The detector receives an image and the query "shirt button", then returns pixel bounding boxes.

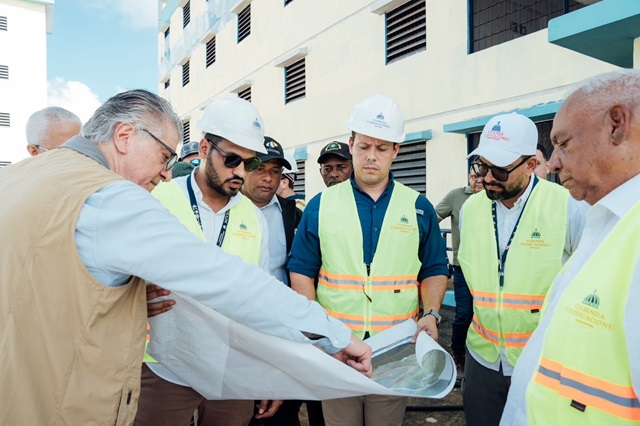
[373,205,377,209]
[374,228,378,232]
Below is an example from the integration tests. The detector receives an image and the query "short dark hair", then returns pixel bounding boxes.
[536,144,549,161]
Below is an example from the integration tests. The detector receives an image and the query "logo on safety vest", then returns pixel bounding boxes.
[520,227,549,249]
[391,215,417,234]
[240,222,247,231]
[232,221,257,240]
[531,228,541,239]
[565,289,613,330]
[401,215,409,224]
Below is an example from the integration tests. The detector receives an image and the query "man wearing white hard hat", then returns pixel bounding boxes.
[136,97,279,425]
[289,94,449,425]
[457,113,587,426]
[277,150,307,211]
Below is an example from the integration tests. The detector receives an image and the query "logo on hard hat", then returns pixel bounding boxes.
[326,142,340,152]
[376,113,385,121]
[485,121,510,142]
[367,112,391,130]
[252,118,262,130]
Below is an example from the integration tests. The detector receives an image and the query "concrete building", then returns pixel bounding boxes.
[0,0,53,166]
[157,0,638,206]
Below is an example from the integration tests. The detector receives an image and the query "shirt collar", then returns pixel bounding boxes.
[594,172,640,219]
[349,171,395,201]
[497,174,535,210]
[262,194,282,211]
[60,136,111,170]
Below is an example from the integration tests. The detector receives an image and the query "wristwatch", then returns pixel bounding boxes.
[422,309,441,325]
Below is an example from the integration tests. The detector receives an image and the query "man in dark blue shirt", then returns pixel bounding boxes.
[288,94,449,426]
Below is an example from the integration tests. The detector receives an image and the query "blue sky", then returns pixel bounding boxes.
[46,0,157,121]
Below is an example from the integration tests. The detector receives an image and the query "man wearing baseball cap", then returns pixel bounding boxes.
[457,113,586,426]
[317,141,353,187]
[136,97,276,425]
[289,94,449,425]
[171,141,201,178]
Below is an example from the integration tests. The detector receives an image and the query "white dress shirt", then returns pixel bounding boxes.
[501,173,640,425]
[260,195,288,284]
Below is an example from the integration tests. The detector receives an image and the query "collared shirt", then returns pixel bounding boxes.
[435,185,473,265]
[288,173,449,282]
[173,172,270,273]
[260,195,288,284]
[501,172,640,425]
[460,176,588,375]
[70,136,351,356]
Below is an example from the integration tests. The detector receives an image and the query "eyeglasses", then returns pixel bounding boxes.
[34,145,49,152]
[189,158,201,167]
[140,128,178,170]
[320,164,350,176]
[471,157,529,183]
[207,139,262,172]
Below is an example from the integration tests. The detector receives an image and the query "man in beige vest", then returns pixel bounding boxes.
[0,90,372,426]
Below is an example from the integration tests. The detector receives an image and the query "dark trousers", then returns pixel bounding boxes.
[462,352,511,426]
[451,265,473,355]
[251,400,324,426]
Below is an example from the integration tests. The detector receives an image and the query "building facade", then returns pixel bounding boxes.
[157,0,637,205]
[0,0,53,166]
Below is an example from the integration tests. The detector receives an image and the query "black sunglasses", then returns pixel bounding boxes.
[471,157,529,183]
[207,139,261,172]
[140,128,178,170]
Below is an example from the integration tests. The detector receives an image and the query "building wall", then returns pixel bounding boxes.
[158,0,618,205]
[0,0,50,165]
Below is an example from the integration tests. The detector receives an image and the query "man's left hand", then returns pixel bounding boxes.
[254,400,283,419]
[146,284,175,318]
[413,314,438,343]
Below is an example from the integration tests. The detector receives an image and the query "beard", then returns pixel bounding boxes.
[204,154,243,197]
[483,179,526,202]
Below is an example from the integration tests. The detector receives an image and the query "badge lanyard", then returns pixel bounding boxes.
[492,176,538,289]
[187,174,229,248]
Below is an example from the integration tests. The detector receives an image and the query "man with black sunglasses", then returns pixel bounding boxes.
[136,97,279,426]
[457,113,586,426]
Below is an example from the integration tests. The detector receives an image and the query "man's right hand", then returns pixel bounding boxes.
[330,335,373,378]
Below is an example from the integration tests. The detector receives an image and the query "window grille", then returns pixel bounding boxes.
[0,16,7,31]
[293,160,305,195]
[390,140,426,195]
[284,0,294,5]
[470,0,586,53]
[285,58,305,104]
[385,0,426,64]
[238,86,252,102]
[182,61,190,86]
[182,120,190,143]
[0,65,7,79]
[164,27,170,40]
[0,113,9,127]
[237,5,251,43]
[164,79,170,89]
[206,37,216,67]
[0,161,11,168]
[183,1,191,28]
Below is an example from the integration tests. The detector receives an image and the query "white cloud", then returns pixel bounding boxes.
[79,0,157,31]
[47,78,102,123]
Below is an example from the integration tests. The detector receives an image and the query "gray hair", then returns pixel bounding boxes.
[25,106,82,146]
[82,89,183,145]
[567,69,640,114]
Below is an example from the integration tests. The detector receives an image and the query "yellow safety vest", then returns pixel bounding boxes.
[458,179,568,365]
[144,179,262,362]
[318,180,421,339]
[526,200,640,425]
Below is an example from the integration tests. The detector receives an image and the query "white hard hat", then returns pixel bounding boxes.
[346,94,405,143]
[283,150,299,173]
[196,97,267,154]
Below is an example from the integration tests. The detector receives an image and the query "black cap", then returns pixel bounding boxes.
[317,141,351,164]
[256,136,292,169]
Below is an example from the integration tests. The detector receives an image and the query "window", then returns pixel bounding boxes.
[0,65,7,79]
[284,0,294,5]
[164,27,170,41]
[182,61,190,86]
[0,16,7,31]
[238,86,252,102]
[390,140,426,194]
[284,58,305,104]
[206,37,216,67]
[164,79,170,89]
[237,4,251,43]
[293,160,305,195]
[468,119,560,183]
[182,120,190,143]
[385,0,426,64]
[183,1,191,28]
[0,112,9,127]
[0,161,11,168]
[470,0,586,53]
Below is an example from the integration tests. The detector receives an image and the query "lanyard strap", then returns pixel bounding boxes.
[492,176,538,289]
[186,174,230,248]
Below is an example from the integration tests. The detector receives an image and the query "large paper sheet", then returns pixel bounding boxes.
[147,293,455,400]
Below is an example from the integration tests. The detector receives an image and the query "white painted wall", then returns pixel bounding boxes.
[158,0,618,203]
[0,0,49,164]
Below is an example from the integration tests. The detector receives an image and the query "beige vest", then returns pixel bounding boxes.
[0,149,147,425]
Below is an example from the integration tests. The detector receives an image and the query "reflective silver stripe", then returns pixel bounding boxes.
[318,274,362,285]
[503,335,530,344]
[502,297,542,307]
[334,318,365,327]
[473,294,498,304]
[472,318,499,340]
[538,365,640,410]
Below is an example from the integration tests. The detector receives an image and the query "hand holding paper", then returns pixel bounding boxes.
[331,335,373,378]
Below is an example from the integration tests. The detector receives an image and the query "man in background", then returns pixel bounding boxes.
[26,106,81,155]
[317,141,352,187]
[534,143,549,180]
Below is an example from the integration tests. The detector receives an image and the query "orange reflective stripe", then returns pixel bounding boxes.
[319,270,363,282]
[470,289,499,308]
[502,292,545,310]
[471,315,501,345]
[317,277,362,291]
[146,322,150,342]
[536,357,640,421]
[371,275,417,282]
